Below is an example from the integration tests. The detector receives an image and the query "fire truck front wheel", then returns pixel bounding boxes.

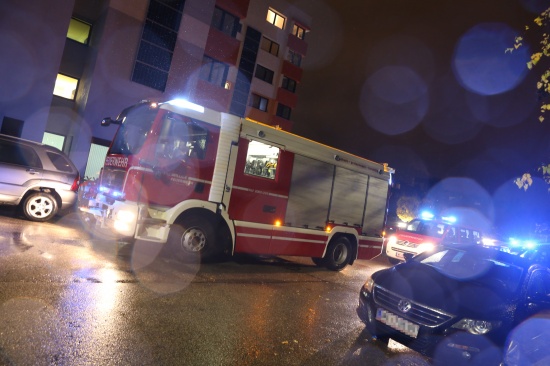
[324,236,353,271]
[168,216,217,262]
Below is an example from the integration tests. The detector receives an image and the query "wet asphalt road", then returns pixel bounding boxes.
[0,208,429,366]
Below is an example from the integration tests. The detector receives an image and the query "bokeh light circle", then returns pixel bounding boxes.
[360,66,429,135]
[424,177,494,232]
[453,23,529,96]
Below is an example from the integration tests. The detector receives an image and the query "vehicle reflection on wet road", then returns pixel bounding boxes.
[0,209,428,365]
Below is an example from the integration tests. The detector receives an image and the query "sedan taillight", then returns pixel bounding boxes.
[70,174,80,192]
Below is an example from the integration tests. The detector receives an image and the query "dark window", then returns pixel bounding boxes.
[132,63,169,91]
[211,7,239,37]
[255,65,274,84]
[1,117,24,137]
[276,103,292,120]
[250,94,268,112]
[287,50,302,67]
[260,36,279,56]
[281,76,297,93]
[132,0,185,91]
[0,140,42,168]
[47,152,74,172]
[199,56,229,87]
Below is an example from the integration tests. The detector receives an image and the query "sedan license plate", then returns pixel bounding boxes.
[376,308,419,338]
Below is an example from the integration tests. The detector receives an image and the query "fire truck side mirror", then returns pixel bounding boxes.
[101,117,122,126]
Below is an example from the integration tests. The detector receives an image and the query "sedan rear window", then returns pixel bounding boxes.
[46,152,74,172]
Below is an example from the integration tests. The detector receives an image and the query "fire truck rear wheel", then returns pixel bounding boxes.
[168,216,217,262]
[324,236,352,271]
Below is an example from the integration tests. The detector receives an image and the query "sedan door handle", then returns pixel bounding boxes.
[26,169,39,175]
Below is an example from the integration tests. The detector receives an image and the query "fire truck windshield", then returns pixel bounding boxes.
[110,104,158,155]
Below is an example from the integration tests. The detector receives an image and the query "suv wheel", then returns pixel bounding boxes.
[22,192,58,222]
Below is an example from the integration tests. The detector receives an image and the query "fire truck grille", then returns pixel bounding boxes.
[396,240,417,248]
[373,285,454,326]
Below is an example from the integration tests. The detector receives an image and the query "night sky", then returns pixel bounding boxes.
[290,0,550,235]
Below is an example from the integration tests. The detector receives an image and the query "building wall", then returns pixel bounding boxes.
[0,0,75,142]
[0,0,311,177]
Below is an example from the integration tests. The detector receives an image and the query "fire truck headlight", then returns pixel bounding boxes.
[116,210,135,223]
[114,220,130,233]
[417,242,435,252]
[387,236,397,245]
[113,209,136,234]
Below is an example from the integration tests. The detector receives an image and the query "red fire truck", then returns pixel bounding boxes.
[80,99,394,270]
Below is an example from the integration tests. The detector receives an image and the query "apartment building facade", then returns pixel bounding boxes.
[0,0,311,179]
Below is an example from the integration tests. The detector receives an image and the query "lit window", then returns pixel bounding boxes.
[250,94,268,112]
[261,36,279,56]
[292,24,306,40]
[266,8,285,29]
[84,141,109,180]
[53,74,78,100]
[244,140,279,179]
[42,132,65,151]
[67,18,91,44]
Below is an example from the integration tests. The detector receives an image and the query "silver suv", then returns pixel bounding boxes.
[0,134,80,222]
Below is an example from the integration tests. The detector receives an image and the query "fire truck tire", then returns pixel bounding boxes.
[168,216,217,262]
[324,236,352,271]
[22,192,58,222]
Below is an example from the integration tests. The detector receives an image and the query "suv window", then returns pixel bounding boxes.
[0,140,42,168]
[47,151,74,172]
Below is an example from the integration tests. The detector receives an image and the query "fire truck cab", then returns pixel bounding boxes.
[80,99,394,271]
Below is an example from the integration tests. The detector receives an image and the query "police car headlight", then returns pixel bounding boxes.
[452,319,501,335]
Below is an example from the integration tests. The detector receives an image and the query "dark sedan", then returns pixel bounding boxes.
[357,244,550,365]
